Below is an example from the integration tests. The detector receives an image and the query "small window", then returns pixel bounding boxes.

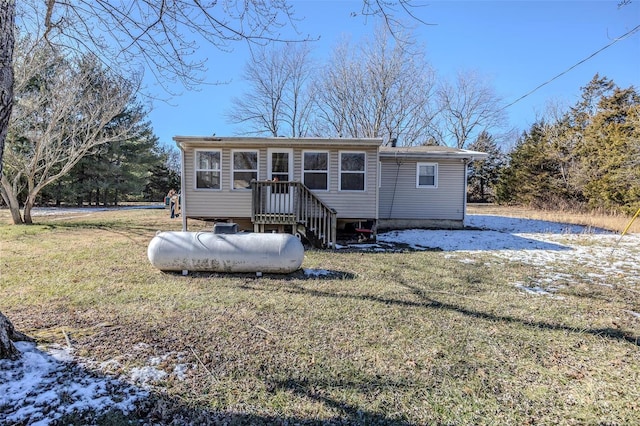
[340,152,365,191]
[416,162,438,188]
[232,150,258,189]
[303,151,329,190]
[195,150,221,189]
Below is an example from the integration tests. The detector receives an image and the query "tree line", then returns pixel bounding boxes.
[227,28,507,148]
[467,75,639,215]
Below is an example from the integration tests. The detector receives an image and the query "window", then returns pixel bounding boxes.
[416,162,438,188]
[340,152,365,191]
[195,150,221,189]
[232,150,258,189]
[303,151,329,190]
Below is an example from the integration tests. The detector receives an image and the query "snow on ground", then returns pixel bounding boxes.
[372,214,640,288]
[2,212,639,424]
[0,342,149,425]
[29,205,166,220]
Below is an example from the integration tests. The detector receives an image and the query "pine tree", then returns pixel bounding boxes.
[575,86,640,213]
[466,130,505,202]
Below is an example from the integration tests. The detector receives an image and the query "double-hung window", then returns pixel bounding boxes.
[416,162,438,188]
[232,150,258,190]
[303,151,329,190]
[195,150,221,189]
[340,152,365,191]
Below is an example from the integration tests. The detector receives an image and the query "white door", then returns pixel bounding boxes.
[267,149,294,213]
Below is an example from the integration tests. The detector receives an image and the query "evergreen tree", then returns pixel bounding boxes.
[575,86,640,213]
[466,130,505,202]
[144,146,181,202]
[496,122,577,207]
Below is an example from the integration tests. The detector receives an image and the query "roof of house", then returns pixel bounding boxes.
[173,136,384,148]
[172,136,488,160]
[379,145,488,160]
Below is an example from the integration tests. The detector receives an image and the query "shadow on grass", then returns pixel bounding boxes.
[262,279,640,347]
[180,269,358,281]
[2,342,408,426]
[132,392,412,425]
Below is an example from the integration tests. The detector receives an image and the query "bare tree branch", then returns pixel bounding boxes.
[1,37,142,224]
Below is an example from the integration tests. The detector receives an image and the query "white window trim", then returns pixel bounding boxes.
[416,162,438,189]
[231,149,259,191]
[302,150,330,192]
[194,149,222,191]
[339,151,366,192]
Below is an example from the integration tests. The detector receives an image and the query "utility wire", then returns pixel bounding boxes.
[501,23,640,111]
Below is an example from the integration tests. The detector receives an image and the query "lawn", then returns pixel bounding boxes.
[1,206,639,425]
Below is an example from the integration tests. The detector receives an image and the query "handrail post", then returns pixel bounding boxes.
[330,209,337,249]
[250,179,257,223]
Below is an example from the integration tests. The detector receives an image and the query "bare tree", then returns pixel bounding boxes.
[227,42,315,137]
[1,39,141,225]
[27,0,302,91]
[355,0,435,41]
[431,70,506,149]
[313,27,436,145]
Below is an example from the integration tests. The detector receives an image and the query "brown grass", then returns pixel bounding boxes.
[468,203,640,234]
[1,206,639,424]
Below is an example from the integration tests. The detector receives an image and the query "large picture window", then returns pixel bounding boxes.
[303,151,329,190]
[340,152,365,191]
[195,150,221,189]
[416,162,438,188]
[232,150,258,189]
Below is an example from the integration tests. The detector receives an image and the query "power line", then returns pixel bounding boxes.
[501,23,640,111]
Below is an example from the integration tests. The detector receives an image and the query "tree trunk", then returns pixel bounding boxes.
[0,1,15,177]
[23,194,35,224]
[0,175,24,224]
[0,311,33,360]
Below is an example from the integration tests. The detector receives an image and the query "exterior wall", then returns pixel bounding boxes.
[181,142,378,221]
[378,157,466,224]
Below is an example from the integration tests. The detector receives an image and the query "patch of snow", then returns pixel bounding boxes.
[173,364,189,380]
[30,204,165,217]
[129,366,168,387]
[514,283,553,296]
[377,215,640,287]
[0,342,148,425]
[304,268,332,277]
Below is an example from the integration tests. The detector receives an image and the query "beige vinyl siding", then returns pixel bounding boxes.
[379,158,464,220]
[311,147,378,219]
[181,143,378,220]
[183,148,253,217]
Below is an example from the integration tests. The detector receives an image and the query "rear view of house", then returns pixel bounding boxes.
[173,136,486,248]
[378,145,485,231]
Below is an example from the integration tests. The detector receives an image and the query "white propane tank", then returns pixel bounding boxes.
[147,231,304,273]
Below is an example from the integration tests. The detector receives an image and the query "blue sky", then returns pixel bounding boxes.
[147,1,640,148]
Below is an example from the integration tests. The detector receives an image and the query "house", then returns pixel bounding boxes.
[173,136,486,248]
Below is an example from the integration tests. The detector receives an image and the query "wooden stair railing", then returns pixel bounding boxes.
[251,180,337,248]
